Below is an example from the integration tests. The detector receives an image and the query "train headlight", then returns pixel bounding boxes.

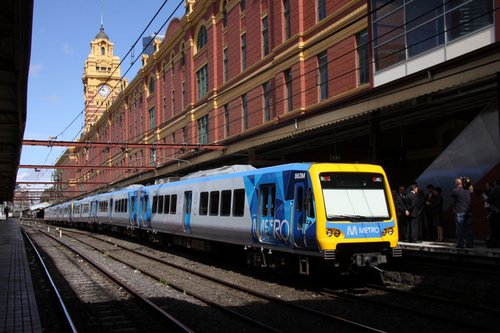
[382,227,394,237]
[326,229,341,237]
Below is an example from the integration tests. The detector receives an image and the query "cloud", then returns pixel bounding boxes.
[45,95,62,104]
[29,63,44,77]
[61,42,74,55]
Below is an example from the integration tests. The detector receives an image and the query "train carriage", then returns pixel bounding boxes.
[45,163,401,272]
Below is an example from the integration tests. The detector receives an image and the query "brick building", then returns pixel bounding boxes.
[56,0,500,216]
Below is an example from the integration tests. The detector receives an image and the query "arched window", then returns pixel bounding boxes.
[197,26,208,51]
[148,76,155,95]
[101,46,105,55]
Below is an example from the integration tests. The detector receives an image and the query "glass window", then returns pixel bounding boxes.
[158,195,164,214]
[242,94,248,130]
[284,69,293,112]
[196,65,208,99]
[262,16,269,56]
[240,0,246,11]
[318,0,327,21]
[263,81,271,121]
[210,191,220,216]
[224,105,230,137]
[318,51,328,100]
[223,48,229,82]
[233,189,245,217]
[197,26,208,50]
[148,76,155,94]
[197,115,208,144]
[356,30,369,85]
[152,196,158,213]
[446,0,493,41]
[200,192,209,215]
[241,33,247,70]
[221,190,231,216]
[283,0,291,39]
[170,194,177,214]
[164,195,170,214]
[222,0,228,28]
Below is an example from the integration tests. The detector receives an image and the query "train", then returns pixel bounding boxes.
[45,163,401,273]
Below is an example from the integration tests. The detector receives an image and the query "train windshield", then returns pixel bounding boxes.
[320,173,390,221]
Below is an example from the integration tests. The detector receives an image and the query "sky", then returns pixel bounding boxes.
[20,0,185,187]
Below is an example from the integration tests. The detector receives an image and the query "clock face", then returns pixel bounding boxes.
[98,84,112,97]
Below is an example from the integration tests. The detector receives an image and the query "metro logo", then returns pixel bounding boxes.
[346,225,380,236]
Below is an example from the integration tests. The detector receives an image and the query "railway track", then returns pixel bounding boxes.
[35,225,388,332]
[322,285,500,332]
[22,225,195,332]
[22,219,499,332]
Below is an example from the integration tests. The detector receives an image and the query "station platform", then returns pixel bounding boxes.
[0,218,42,333]
[399,239,500,266]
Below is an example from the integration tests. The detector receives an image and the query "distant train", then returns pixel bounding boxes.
[45,163,401,273]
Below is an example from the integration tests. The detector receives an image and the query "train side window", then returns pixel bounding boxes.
[233,189,245,217]
[170,194,177,214]
[209,191,219,216]
[110,199,113,213]
[296,185,303,212]
[200,192,209,215]
[152,196,158,213]
[158,195,164,214]
[124,199,128,213]
[220,190,231,216]
[261,187,269,216]
[164,195,170,214]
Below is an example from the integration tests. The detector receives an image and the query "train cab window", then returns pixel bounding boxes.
[233,189,245,217]
[209,191,219,216]
[200,192,209,215]
[164,195,170,214]
[220,190,231,216]
[170,194,177,214]
[306,188,315,218]
[158,195,164,214]
[152,196,158,213]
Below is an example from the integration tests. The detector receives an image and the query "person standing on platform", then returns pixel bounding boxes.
[3,205,8,220]
[423,184,435,240]
[394,185,407,241]
[486,179,500,248]
[430,187,444,241]
[451,177,473,248]
[405,183,420,243]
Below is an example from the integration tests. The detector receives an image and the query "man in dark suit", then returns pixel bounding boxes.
[405,183,420,243]
[393,186,407,241]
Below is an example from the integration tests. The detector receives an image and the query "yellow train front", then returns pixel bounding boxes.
[308,163,401,269]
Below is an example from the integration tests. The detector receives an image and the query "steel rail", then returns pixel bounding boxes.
[37,229,194,333]
[20,229,78,333]
[65,228,386,333]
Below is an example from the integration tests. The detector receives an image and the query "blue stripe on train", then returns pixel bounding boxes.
[326,220,396,239]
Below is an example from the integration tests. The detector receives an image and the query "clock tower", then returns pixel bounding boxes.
[82,24,121,133]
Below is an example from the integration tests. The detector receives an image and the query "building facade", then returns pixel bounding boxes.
[56,0,500,232]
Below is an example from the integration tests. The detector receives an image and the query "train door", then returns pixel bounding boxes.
[109,199,113,222]
[183,191,192,233]
[293,182,307,248]
[258,184,276,244]
[90,199,97,223]
[139,192,151,228]
[129,192,138,227]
